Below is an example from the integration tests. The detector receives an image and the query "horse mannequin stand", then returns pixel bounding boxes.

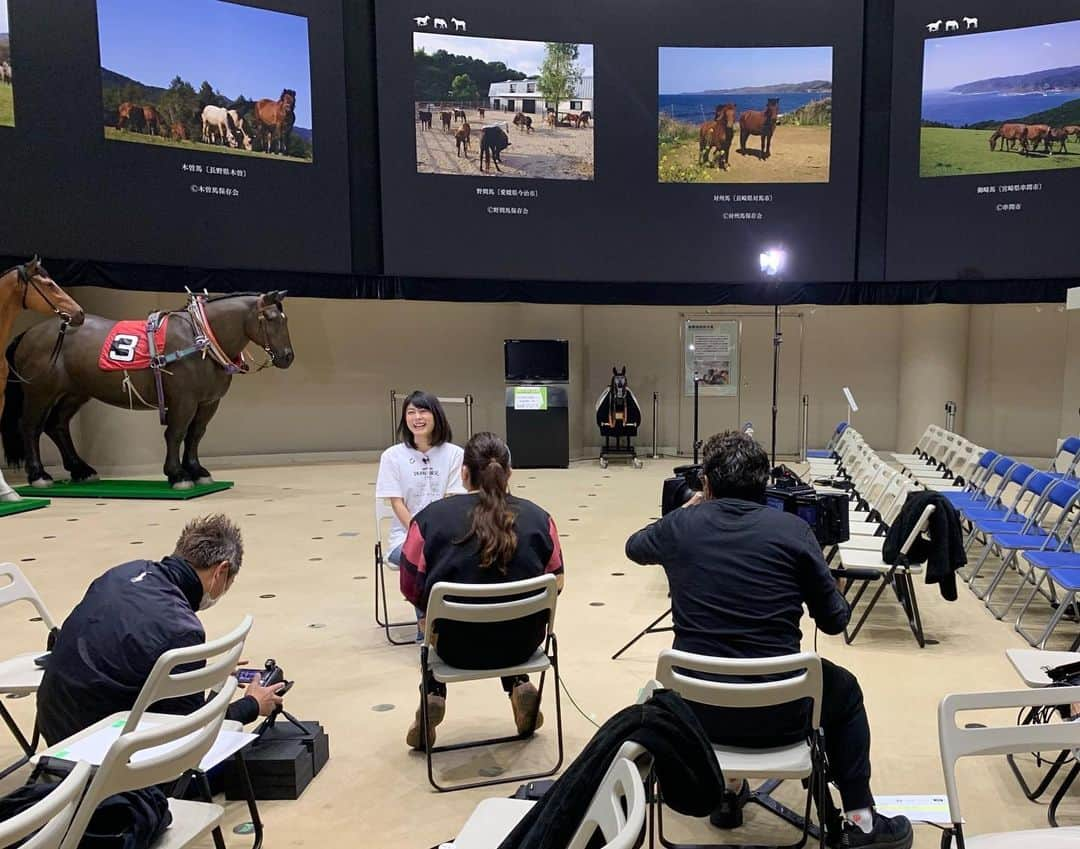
[595,366,643,469]
[2,290,293,490]
[0,259,84,501]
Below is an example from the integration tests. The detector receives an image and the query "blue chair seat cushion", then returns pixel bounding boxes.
[1045,567,1080,590]
[962,507,1014,522]
[974,518,1032,534]
[1023,551,1080,569]
[989,532,1062,550]
[806,450,833,459]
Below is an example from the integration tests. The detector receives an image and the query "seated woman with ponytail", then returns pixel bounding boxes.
[398,432,565,751]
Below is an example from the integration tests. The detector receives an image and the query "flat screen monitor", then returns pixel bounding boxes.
[504,339,569,382]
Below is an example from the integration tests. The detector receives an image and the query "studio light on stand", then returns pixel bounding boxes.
[759,247,787,477]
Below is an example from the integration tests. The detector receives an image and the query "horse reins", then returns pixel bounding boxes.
[4,263,73,384]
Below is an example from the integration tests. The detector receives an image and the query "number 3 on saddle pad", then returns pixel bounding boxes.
[97,317,170,371]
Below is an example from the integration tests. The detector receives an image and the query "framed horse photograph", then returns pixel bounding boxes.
[412,33,594,181]
[920,17,1080,178]
[96,0,314,162]
[658,46,834,184]
[0,0,14,128]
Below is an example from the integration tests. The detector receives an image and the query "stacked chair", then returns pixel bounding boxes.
[806,426,974,647]
[894,425,1080,651]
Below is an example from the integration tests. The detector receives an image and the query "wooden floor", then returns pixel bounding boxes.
[0,459,1076,847]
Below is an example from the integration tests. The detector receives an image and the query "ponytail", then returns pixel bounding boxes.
[457,432,517,572]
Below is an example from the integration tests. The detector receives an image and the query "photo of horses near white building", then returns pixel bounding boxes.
[0,0,14,128]
[413,33,594,180]
[97,0,314,162]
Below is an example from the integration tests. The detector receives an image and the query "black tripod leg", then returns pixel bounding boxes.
[195,770,228,849]
[611,609,673,660]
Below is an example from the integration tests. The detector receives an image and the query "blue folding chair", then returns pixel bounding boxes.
[1014,562,1080,651]
[975,479,1080,613]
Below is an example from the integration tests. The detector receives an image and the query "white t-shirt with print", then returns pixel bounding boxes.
[375,441,465,550]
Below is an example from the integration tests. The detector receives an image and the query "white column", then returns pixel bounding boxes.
[896,304,970,451]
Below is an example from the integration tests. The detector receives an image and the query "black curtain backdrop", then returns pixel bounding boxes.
[5,255,1071,306]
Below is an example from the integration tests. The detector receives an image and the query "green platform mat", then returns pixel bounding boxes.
[0,497,50,517]
[13,480,233,500]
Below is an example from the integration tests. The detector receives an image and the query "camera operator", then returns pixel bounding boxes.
[37,514,284,745]
[625,431,912,849]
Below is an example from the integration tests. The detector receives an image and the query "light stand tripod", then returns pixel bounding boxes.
[771,301,782,473]
[611,376,703,660]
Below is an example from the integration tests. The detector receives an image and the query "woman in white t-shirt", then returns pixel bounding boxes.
[376,391,465,566]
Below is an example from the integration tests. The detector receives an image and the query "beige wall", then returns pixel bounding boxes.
[6,289,1069,475]
[964,303,1067,458]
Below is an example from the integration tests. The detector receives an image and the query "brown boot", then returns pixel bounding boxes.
[406,694,445,751]
[510,682,544,736]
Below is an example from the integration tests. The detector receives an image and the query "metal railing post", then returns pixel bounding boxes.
[651,392,661,459]
[801,394,809,462]
[389,389,399,444]
[465,394,474,439]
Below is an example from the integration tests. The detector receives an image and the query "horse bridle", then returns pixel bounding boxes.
[4,262,73,384]
[14,263,73,324]
[252,301,286,370]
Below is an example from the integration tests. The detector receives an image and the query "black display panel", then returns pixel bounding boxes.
[0,0,360,274]
[504,339,569,382]
[374,0,864,283]
[886,2,1080,281]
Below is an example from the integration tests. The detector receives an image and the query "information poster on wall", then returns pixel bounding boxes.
[374,0,864,283]
[684,320,738,397]
[885,0,1080,281]
[0,0,360,273]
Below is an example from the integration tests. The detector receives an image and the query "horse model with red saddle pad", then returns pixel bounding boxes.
[2,290,293,489]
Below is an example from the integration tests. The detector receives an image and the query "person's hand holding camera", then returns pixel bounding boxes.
[681,491,705,509]
[244,679,286,716]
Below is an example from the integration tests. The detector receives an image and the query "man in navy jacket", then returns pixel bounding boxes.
[37,514,283,745]
[626,431,911,849]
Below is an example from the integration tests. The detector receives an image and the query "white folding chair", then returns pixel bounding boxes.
[0,760,90,849]
[451,742,652,849]
[938,685,1080,847]
[653,650,827,849]
[419,575,563,792]
[1002,648,1080,826]
[57,679,239,849]
[37,616,254,849]
[373,498,416,645]
[0,562,58,779]
[834,504,936,647]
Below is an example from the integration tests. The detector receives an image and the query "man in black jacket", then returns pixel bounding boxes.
[37,515,283,745]
[626,431,912,849]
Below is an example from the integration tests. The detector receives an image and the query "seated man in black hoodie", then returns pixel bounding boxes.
[625,431,912,849]
[37,514,283,745]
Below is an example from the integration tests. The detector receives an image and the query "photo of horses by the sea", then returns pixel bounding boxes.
[921,19,1080,177]
[97,0,313,161]
[413,34,594,180]
[0,0,14,128]
[658,46,832,184]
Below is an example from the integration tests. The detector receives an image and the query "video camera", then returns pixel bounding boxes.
[659,464,849,547]
[660,463,705,516]
[235,658,294,696]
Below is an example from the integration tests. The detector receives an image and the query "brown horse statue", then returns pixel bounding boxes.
[738,97,780,160]
[0,259,85,501]
[2,291,293,490]
[699,103,737,169]
[253,89,297,154]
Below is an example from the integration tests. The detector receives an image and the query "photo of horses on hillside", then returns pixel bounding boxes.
[0,0,15,128]
[920,18,1080,178]
[658,46,833,184]
[412,33,594,180]
[97,0,314,162]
